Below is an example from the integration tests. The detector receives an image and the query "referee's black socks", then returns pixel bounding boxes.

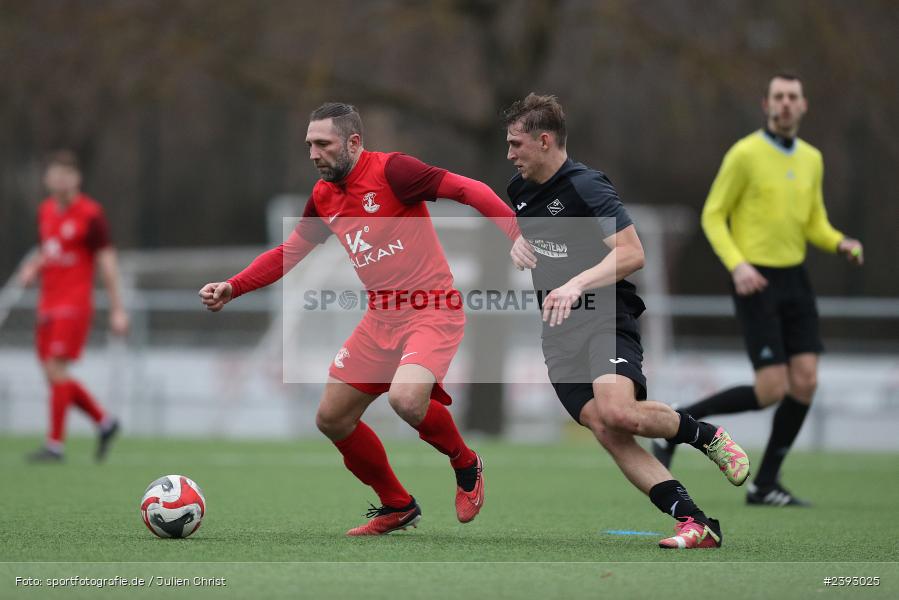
[682,385,761,419]
[649,479,710,525]
[667,411,717,450]
[754,395,810,486]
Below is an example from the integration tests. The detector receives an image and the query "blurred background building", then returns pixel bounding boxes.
[1,0,897,447]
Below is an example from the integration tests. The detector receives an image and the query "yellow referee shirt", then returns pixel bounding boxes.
[701,130,844,271]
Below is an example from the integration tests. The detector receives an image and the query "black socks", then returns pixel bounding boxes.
[649,480,709,524]
[667,411,718,450]
[683,385,761,420]
[754,395,809,486]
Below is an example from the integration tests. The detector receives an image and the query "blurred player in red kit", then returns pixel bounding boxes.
[19,150,128,462]
[200,103,520,535]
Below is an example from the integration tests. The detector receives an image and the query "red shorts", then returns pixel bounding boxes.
[36,310,92,361]
[328,309,465,405]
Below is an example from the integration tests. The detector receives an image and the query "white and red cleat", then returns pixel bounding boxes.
[658,516,722,549]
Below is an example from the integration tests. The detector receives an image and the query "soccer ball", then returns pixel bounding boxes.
[140,475,206,539]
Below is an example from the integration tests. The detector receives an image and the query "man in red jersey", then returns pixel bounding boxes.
[19,150,128,462]
[200,103,519,535]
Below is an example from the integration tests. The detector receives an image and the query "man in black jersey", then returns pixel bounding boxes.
[503,93,751,549]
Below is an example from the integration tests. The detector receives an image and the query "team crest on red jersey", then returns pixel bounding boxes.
[362,192,380,213]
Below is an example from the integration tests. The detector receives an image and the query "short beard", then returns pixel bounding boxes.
[320,146,353,182]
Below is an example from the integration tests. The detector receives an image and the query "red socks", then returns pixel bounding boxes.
[67,380,106,424]
[47,380,106,445]
[48,382,71,444]
[415,400,477,469]
[333,422,412,509]
[332,403,475,508]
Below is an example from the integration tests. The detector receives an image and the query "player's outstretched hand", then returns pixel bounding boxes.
[542,281,583,327]
[199,282,233,312]
[510,235,537,271]
[732,262,768,296]
[838,238,864,266]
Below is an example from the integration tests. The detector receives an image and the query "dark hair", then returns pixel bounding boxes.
[766,72,803,97]
[44,149,80,172]
[501,93,567,148]
[309,102,364,142]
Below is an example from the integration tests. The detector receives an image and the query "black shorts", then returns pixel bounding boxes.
[542,314,648,424]
[732,264,824,370]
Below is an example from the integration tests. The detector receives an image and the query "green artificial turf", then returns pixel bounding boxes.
[1,435,896,599]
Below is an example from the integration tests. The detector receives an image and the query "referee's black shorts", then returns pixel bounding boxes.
[542,314,648,424]
[731,264,824,370]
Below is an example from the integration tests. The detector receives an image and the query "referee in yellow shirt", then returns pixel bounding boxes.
[654,73,863,506]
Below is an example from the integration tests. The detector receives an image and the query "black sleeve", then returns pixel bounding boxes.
[571,171,633,237]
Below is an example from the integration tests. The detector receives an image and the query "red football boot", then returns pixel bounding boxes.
[346,499,422,536]
[455,453,484,523]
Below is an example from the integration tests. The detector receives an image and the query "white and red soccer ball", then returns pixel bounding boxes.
[140,475,206,539]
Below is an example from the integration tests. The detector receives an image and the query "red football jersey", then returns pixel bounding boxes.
[227,150,518,312]
[36,194,111,315]
[303,151,455,319]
